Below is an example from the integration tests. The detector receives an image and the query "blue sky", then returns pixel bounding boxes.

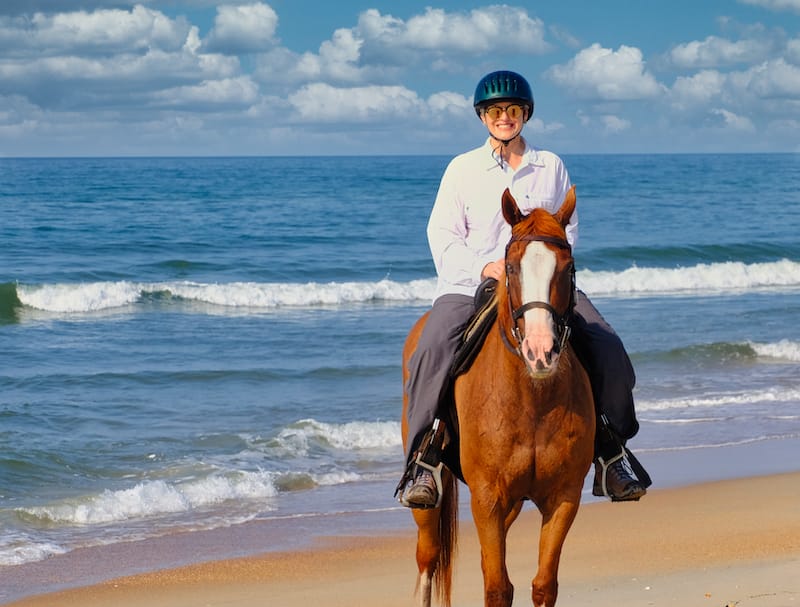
[1,0,799,156]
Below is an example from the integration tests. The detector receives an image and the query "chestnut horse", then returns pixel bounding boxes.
[401,186,594,607]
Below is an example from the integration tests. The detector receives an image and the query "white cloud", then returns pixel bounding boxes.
[288,83,423,122]
[665,58,800,131]
[526,116,564,134]
[710,107,755,131]
[738,0,800,12]
[670,70,727,110]
[0,5,191,58]
[257,5,551,86]
[364,6,550,54]
[668,35,773,69]
[547,43,664,100]
[285,83,473,126]
[203,3,279,55]
[0,47,241,109]
[301,27,365,82]
[388,5,549,54]
[0,2,797,154]
[731,58,800,98]
[0,4,246,112]
[571,110,629,133]
[255,31,374,87]
[152,76,259,110]
[601,114,631,133]
[427,91,471,114]
[0,1,139,15]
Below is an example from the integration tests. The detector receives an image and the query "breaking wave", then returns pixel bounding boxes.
[7,258,800,315]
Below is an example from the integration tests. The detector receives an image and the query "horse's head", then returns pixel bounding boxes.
[499,186,576,378]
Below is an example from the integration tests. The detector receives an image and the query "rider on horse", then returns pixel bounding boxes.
[399,70,651,508]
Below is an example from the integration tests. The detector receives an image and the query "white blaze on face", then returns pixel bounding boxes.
[518,241,558,373]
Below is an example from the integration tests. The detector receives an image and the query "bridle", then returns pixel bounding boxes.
[502,233,576,359]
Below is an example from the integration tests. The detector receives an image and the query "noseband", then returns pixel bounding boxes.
[503,234,575,358]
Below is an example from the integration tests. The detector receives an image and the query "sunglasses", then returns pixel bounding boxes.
[482,104,525,121]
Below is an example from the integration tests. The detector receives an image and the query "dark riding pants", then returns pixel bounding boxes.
[403,289,639,465]
[404,294,474,465]
[570,290,639,446]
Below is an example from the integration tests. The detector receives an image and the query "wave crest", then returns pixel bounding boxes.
[580,258,800,296]
[11,258,800,314]
[17,471,280,527]
[272,419,401,456]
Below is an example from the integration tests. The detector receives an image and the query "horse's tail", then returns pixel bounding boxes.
[434,471,458,607]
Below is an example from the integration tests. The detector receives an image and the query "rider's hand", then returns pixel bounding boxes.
[481,259,504,280]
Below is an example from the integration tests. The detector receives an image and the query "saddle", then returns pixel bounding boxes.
[450,278,499,378]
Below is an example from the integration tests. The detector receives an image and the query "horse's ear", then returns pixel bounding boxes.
[501,188,525,226]
[554,185,576,228]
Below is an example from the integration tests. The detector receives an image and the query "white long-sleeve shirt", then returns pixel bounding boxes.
[427,138,576,300]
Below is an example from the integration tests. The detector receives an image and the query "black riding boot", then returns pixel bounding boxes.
[592,414,649,502]
[395,419,446,509]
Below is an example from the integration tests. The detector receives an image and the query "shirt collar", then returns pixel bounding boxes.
[481,137,544,171]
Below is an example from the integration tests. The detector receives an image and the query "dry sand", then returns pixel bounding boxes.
[6,471,799,607]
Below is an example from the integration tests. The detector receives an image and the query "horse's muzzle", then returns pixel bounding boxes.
[520,332,561,378]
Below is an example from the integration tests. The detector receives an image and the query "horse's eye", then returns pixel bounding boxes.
[505,263,515,275]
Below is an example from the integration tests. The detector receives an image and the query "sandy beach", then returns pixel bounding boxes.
[5,467,799,607]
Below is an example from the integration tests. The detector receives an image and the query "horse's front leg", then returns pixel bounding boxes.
[471,490,514,607]
[531,499,580,607]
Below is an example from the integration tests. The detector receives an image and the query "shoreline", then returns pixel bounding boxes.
[3,439,800,606]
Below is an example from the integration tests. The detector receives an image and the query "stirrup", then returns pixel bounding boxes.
[396,419,446,509]
[595,449,626,500]
[398,456,444,509]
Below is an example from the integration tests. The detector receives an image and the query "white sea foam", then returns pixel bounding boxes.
[637,386,800,412]
[646,416,730,424]
[749,339,800,362]
[579,258,800,297]
[16,278,437,313]
[163,279,436,307]
[17,281,143,313]
[312,471,363,486]
[15,259,800,314]
[0,536,67,566]
[18,470,280,527]
[641,434,800,453]
[273,419,402,457]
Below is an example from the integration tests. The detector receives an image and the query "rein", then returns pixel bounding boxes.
[502,233,575,359]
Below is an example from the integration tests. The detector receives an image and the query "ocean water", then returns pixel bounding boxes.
[1,154,799,594]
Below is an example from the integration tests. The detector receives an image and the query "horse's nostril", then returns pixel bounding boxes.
[527,349,536,362]
[545,350,553,365]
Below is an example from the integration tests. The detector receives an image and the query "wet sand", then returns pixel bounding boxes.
[6,468,799,607]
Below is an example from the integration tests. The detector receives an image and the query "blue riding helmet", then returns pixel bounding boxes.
[473,70,534,121]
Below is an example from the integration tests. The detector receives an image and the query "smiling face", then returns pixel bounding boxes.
[479,101,527,142]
